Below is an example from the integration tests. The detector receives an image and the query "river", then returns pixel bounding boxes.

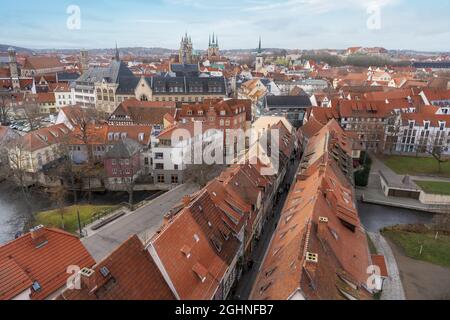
[358,202,434,233]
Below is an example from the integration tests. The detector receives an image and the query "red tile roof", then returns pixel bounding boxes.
[150,190,241,300]
[250,120,372,300]
[371,255,388,278]
[0,227,95,300]
[58,235,175,300]
[20,124,70,152]
[23,56,64,71]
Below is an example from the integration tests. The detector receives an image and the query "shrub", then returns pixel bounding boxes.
[355,153,372,187]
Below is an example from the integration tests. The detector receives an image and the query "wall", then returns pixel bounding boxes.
[419,191,450,205]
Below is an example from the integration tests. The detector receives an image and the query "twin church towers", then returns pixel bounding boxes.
[178,33,220,64]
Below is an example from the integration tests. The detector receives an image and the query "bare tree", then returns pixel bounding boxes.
[22,94,42,131]
[426,133,449,173]
[117,159,137,211]
[56,134,82,204]
[0,92,13,126]
[69,108,102,164]
[67,107,106,202]
[49,185,68,230]
[184,163,226,187]
[6,138,34,215]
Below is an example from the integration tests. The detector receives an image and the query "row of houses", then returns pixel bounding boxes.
[304,88,450,156]
[250,119,380,300]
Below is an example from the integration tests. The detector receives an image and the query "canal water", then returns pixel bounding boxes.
[357,202,434,233]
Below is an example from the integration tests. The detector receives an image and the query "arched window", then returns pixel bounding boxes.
[140,95,148,102]
[109,89,114,95]
[103,89,107,94]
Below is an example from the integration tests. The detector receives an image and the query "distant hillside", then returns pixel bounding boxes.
[0,44,34,54]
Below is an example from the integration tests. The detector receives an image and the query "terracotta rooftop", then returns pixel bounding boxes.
[23,56,64,71]
[250,120,372,300]
[0,227,95,300]
[58,235,175,300]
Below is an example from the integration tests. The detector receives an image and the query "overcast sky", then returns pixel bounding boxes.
[0,0,449,51]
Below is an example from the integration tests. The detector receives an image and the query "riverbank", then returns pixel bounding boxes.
[0,179,160,244]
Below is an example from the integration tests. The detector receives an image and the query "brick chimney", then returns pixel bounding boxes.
[80,268,97,292]
[30,225,47,248]
[304,252,319,288]
[182,195,191,206]
[317,217,329,240]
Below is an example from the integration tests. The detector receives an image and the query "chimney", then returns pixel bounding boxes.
[80,268,97,292]
[30,225,47,248]
[182,195,191,207]
[318,164,326,175]
[317,217,329,240]
[163,211,173,226]
[304,252,319,289]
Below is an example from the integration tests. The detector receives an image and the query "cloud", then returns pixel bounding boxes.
[244,0,401,14]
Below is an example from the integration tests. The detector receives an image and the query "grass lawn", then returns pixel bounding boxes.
[36,205,119,234]
[415,180,450,196]
[382,229,450,268]
[383,155,450,178]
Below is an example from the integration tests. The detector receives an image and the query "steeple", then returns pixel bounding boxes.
[258,37,262,55]
[114,42,120,61]
[209,35,211,46]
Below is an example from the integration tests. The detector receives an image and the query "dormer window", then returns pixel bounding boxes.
[424,121,430,130]
[187,110,193,116]
[439,122,446,131]
[181,245,191,259]
[220,110,226,116]
[408,121,415,129]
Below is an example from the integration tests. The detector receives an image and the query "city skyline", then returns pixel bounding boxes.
[0,0,449,51]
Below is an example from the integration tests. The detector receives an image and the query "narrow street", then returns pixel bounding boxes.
[233,157,301,300]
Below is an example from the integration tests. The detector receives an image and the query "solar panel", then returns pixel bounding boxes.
[32,281,41,292]
[100,266,110,278]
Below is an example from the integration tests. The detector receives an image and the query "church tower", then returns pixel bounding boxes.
[179,33,193,64]
[80,49,89,74]
[207,33,220,59]
[8,47,20,91]
[255,37,264,73]
[114,42,120,61]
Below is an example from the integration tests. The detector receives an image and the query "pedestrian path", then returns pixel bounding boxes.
[368,232,406,300]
